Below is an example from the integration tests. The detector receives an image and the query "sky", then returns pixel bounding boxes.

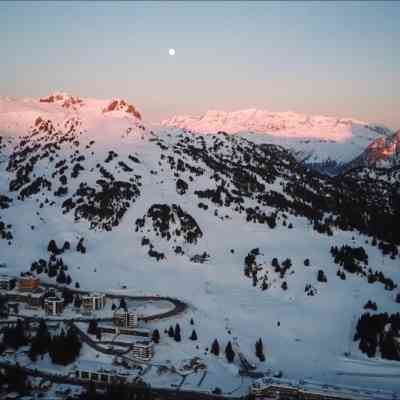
[0,1,399,128]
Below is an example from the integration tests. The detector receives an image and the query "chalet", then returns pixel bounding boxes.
[0,275,16,291]
[81,293,106,312]
[7,288,45,308]
[17,273,40,292]
[98,324,150,337]
[113,309,138,329]
[128,340,154,362]
[250,377,395,400]
[72,360,134,385]
[44,296,64,315]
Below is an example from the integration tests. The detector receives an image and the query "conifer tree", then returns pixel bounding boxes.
[62,287,73,305]
[211,339,220,356]
[49,327,81,365]
[29,320,51,361]
[381,332,400,360]
[3,365,28,394]
[152,329,160,344]
[255,338,265,361]
[14,319,29,349]
[225,341,235,363]
[48,240,60,255]
[190,330,198,341]
[174,324,181,342]
[87,320,98,335]
[119,297,127,310]
[282,258,292,269]
[168,325,174,338]
[271,258,279,268]
[74,295,82,309]
[56,269,67,284]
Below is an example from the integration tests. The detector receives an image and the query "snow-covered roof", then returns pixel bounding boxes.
[72,359,132,376]
[44,296,63,303]
[132,340,152,348]
[82,292,105,299]
[251,377,396,400]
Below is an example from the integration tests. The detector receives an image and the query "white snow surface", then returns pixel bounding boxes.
[160,108,393,165]
[0,95,399,394]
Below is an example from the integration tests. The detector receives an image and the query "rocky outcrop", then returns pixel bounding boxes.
[102,99,142,120]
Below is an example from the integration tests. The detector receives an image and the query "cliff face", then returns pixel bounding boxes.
[365,130,400,165]
[343,130,400,172]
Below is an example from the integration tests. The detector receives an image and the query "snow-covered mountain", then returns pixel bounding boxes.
[0,92,142,137]
[1,94,400,393]
[343,130,400,172]
[161,109,393,170]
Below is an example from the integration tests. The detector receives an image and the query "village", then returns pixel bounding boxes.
[0,271,399,400]
[0,271,201,394]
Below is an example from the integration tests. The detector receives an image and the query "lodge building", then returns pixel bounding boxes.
[250,377,395,400]
[0,275,16,291]
[128,340,154,362]
[44,296,64,315]
[98,324,150,338]
[81,293,106,312]
[7,288,45,308]
[113,309,138,329]
[17,274,40,291]
[73,361,131,385]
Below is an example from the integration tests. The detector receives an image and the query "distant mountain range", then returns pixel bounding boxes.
[161,108,395,172]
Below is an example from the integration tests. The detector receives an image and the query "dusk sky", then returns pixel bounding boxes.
[1,1,399,128]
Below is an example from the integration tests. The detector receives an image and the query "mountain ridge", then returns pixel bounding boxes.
[160,108,394,168]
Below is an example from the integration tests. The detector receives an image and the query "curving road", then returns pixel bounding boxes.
[41,282,189,322]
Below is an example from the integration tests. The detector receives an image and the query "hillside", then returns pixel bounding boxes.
[161,109,393,171]
[343,130,400,173]
[0,94,400,393]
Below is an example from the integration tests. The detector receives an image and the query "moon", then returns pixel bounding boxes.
[168,48,176,56]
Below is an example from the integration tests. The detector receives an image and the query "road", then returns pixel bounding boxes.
[0,360,241,400]
[3,279,189,324]
[0,282,239,399]
[41,281,189,322]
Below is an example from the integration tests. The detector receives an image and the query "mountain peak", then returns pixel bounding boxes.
[102,99,142,120]
[161,108,373,139]
[39,92,84,109]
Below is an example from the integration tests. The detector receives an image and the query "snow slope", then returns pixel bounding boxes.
[161,109,393,167]
[344,130,400,172]
[0,95,399,394]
